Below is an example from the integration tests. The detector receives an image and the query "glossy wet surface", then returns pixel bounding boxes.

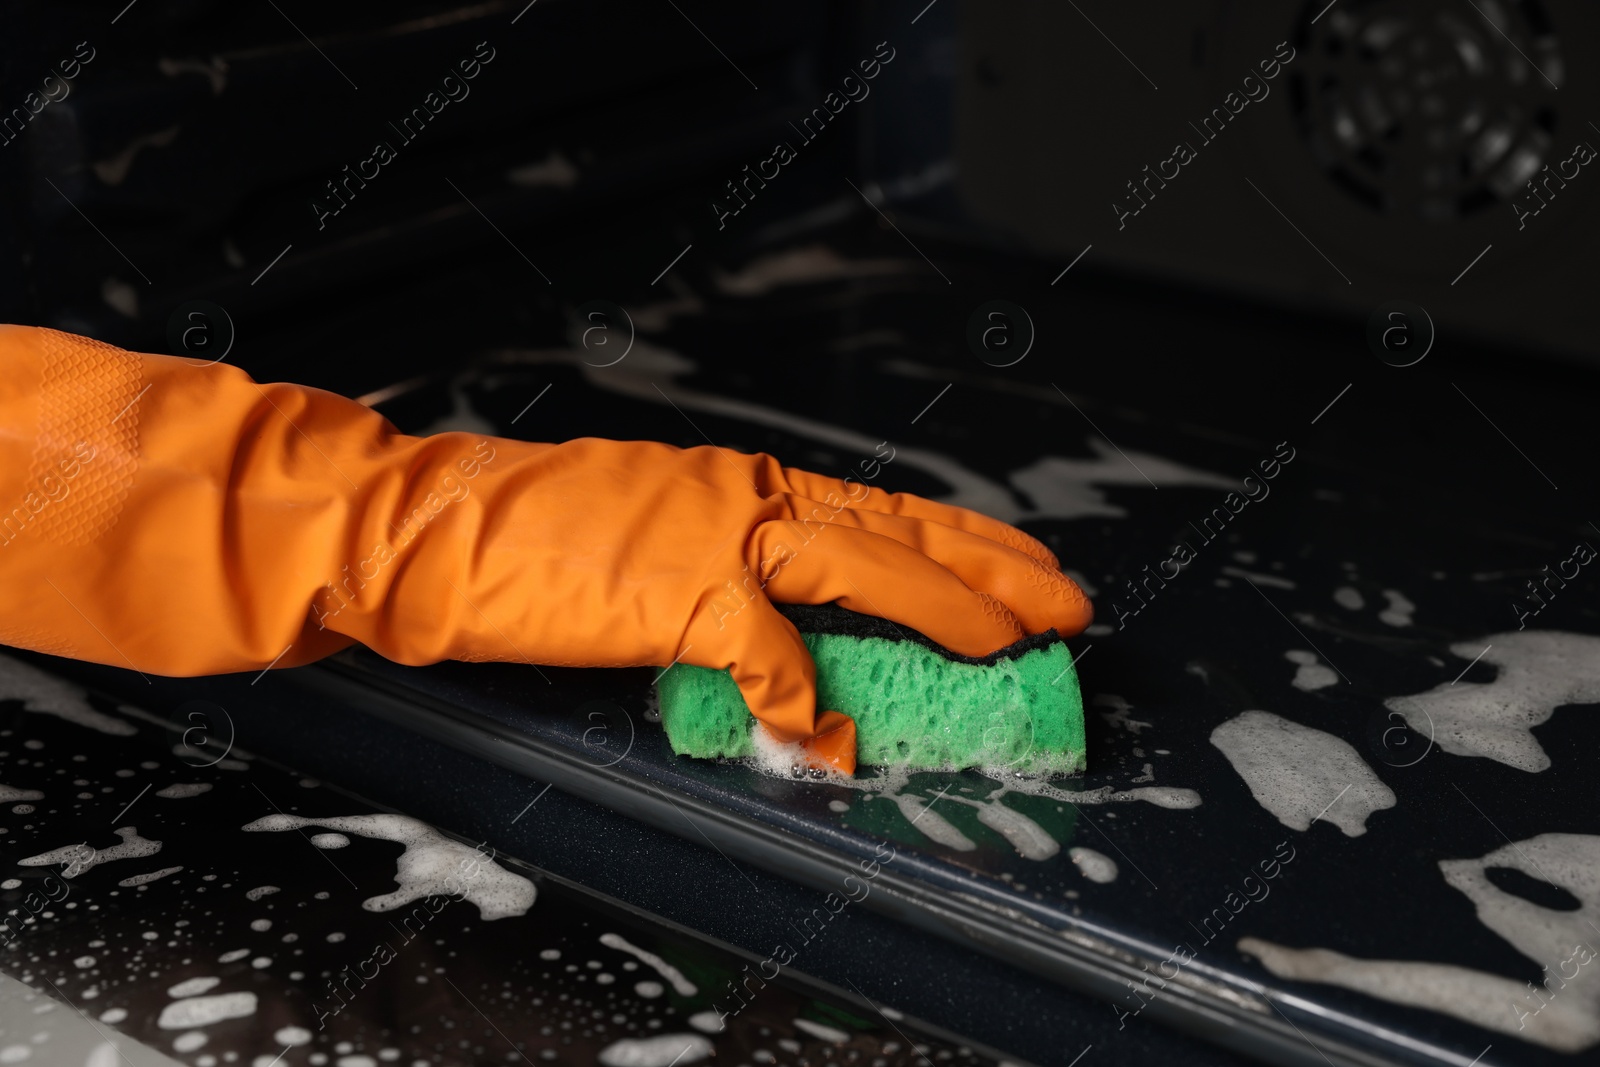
[10,219,1600,1067]
[0,672,1019,1067]
[324,233,1600,1066]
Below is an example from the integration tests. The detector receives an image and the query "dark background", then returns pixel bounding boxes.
[6,0,1599,502]
[6,0,1597,538]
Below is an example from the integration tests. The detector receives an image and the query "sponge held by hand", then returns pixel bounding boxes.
[657,603,1086,776]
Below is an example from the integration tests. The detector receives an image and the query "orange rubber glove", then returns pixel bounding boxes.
[0,325,1091,773]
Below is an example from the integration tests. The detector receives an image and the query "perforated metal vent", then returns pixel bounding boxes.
[1289,0,1564,219]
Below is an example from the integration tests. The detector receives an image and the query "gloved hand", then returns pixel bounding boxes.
[0,325,1091,773]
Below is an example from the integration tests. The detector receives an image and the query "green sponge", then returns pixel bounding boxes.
[657,604,1085,775]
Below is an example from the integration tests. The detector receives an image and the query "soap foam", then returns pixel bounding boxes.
[1284,650,1338,691]
[1333,586,1364,610]
[167,977,220,998]
[155,784,212,799]
[687,1011,724,1033]
[1210,711,1394,836]
[1240,832,1600,1053]
[242,814,535,920]
[893,794,976,852]
[958,796,1057,860]
[542,335,1240,525]
[746,721,849,782]
[792,1018,850,1044]
[597,1034,712,1067]
[1009,443,1238,522]
[1068,846,1118,884]
[1378,589,1415,627]
[118,866,183,887]
[157,991,257,1030]
[0,653,137,736]
[1385,632,1600,772]
[821,760,1200,860]
[19,826,162,878]
[599,933,696,996]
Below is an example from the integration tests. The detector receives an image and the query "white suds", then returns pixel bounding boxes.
[1221,567,1295,590]
[793,1018,851,1044]
[1240,939,1599,1053]
[599,933,697,996]
[598,1034,713,1067]
[1068,847,1118,884]
[157,991,257,1029]
[963,798,1058,860]
[1333,586,1364,610]
[700,686,1199,863]
[817,763,1200,858]
[746,722,848,781]
[713,246,912,297]
[1442,832,1600,979]
[217,949,249,963]
[242,814,534,920]
[155,784,212,799]
[1210,711,1395,836]
[168,977,220,998]
[1239,833,1600,1052]
[687,1011,725,1033]
[310,833,350,849]
[1385,632,1600,773]
[1095,694,1152,735]
[634,981,664,998]
[1378,589,1415,627]
[119,866,183,886]
[1284,650,1338,691]
[0,653,137,735]
[1004,781,1201,810]
[19,826,162,877]
[1008,442,1237,522]
[0,785,43,803]
[172,1033,207,1053]
[245,885,279,901]
[893,795,975,851]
